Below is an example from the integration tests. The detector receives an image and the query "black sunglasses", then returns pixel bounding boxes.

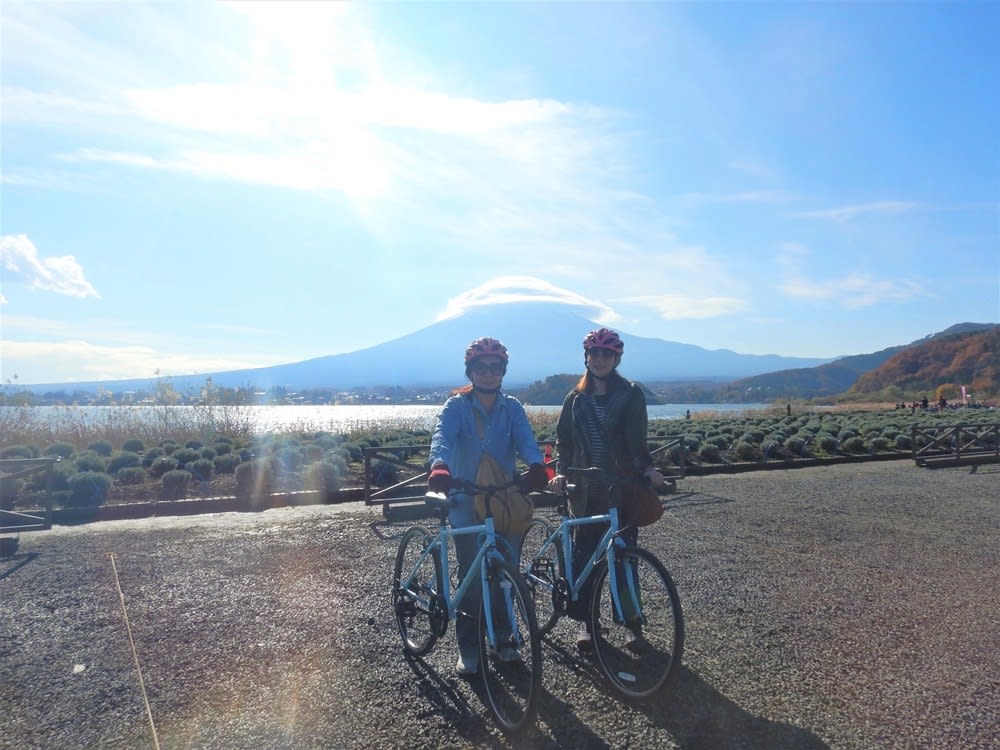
[470,361,506,376]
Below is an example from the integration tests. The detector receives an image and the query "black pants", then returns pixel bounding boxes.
[568,517,638,622]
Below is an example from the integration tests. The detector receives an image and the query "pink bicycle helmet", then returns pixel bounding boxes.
[583,328,624,355]
[464,337,509,365]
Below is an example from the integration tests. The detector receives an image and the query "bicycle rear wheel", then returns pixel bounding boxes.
[392,526,444,656]
[478,557,542,736]
[520,519,561,634]
[589,546,684,700]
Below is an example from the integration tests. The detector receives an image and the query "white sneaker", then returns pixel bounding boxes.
[575,626,593,653]
[455,653,478,676]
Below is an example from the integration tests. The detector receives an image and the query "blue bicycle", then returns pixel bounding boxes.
[392,476,542,735]
[521,466,684,700]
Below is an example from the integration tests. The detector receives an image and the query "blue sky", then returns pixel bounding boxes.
[2,1,998,387]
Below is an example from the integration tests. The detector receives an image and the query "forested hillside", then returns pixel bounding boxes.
[850,326,999,398]
[514,374,663,405]
[724,322,997,402]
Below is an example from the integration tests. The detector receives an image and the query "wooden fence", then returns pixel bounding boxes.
[911,423,1000,467]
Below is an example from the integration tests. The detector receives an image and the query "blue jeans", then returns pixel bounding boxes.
[449,497,523,654]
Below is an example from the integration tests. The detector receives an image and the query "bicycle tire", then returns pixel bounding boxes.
[520,518,561,635]
[392,526,444,656]
[478,557,543,736]
[589,545,684,700]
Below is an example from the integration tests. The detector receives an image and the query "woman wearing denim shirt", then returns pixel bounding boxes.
[428,337,547,676]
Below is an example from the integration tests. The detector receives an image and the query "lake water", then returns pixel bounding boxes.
[6,402,774,434]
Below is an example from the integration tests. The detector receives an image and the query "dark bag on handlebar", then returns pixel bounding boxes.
[619,476,664,528]
[472,452,534,537]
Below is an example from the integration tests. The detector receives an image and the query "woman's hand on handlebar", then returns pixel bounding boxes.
[546,474,567,493]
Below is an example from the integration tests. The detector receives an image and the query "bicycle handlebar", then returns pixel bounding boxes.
[448,477,523,495]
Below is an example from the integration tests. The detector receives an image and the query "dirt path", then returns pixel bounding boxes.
[1,461,997,749]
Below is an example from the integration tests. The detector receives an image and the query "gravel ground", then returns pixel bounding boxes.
[1,461,997,750]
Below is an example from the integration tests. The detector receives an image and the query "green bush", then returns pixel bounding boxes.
[188,458,214,482]
[895,434,913,451]
[44,442,76,459]
[1,445,34,459]
[161,469,192,501]
[121,439,146,453]
[87,439,114,457]
[108,450,142,474]
[116,466,147,485]
[841,436,867,454]
[74,450,107,473]
[816,433,839,454]
[185,439,204,450]
[68,471,112,507]
[370,460,399,486]
[783,437,806,456]
[697,444,722,463]
[171,447,201,466]
[342,442,364,462]
[235,459,273,499]
[325,453,348,477]
[732,440,761,462]
[142,446,166,467]
[304,460,342,494]
[32,462,74,492]
[869,436,891,453]
[274,446,305,476]
[149,455,180,478]
[213,453,242,474]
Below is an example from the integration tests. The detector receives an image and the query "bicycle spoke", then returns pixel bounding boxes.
[520,519,560,634]
[392,526,442,656]
[478,558,542,735]
[590,546,684,700]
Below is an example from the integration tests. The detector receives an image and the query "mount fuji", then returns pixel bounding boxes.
[24,301,831,394]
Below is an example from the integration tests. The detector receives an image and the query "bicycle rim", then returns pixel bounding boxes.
[590,546,684,700]
[478,558,542,735]
[520,519,560,635]
[392,526,442,656]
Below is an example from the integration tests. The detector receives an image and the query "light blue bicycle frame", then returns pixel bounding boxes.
[530,504,640,625]
[401,510,523,651]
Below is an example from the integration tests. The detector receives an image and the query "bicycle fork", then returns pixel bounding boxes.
[606,543,644,628]
[481,553,523,651]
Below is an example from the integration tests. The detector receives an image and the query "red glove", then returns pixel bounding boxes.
[428,464,452,492]
[520,463,549,491]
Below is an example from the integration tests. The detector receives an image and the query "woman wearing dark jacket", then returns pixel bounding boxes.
[546,328,665,651]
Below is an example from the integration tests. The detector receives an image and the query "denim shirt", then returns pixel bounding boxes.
[429,391,543,511]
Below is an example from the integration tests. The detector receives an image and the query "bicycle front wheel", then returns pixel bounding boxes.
[478,557,542,736]
[590,546,684,700]
[520,519,561,635]
[392,526,444,656]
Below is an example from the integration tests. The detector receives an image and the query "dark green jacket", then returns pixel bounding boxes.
[555,374,654,516]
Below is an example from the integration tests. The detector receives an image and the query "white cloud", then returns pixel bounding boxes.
[625,294,750,320]
[436,276,617,322]
[774,242,926,309]
[0,339,266,385]
[797,201,917,222]
[680,190,796,206]
[0,234,100,298]
[780,274,925,308]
